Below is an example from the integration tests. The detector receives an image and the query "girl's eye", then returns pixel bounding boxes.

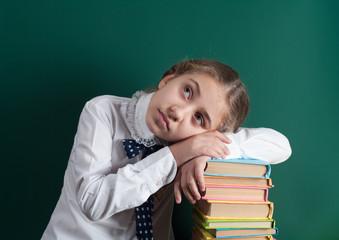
[194,113,204,126]
[184,86,192,99]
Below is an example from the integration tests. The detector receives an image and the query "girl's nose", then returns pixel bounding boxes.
[169,106,188,122]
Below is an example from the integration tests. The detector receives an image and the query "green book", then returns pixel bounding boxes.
[193,207,275,229]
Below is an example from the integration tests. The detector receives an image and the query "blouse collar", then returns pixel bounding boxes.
[127,91,165,147]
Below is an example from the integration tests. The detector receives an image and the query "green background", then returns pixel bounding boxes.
[1,1,338,239]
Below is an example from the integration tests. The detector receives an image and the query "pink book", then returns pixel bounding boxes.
[202,184,269,202]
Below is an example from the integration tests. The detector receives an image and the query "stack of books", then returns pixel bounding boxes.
[192,158,278,240]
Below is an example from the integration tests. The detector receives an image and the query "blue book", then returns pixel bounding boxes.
[204,158,271,179]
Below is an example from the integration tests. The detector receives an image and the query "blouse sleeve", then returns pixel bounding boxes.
[69,98,177,221]
[227,127,292,164]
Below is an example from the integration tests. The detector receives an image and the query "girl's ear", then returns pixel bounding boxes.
[158,74,175,89]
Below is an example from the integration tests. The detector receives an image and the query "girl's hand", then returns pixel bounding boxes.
[169,130,231,167]
[174,156,210,204]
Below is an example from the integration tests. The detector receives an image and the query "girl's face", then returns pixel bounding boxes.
[146,73,227,142]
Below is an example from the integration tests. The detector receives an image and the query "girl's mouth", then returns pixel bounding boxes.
[158,110,169,130]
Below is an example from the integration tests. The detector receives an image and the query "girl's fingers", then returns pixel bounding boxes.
[174,172,182,204]
[203,143,229,159]
[214,130,232,144]
[187,169,201,201]
[195,132,230,158]
[181,168,196,204]
[213,139,230,158]
[195,160,206,192]
[203,130,231,144]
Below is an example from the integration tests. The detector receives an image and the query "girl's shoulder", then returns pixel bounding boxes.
[81,95,132,118]
[88,95,131,105]
[84,95,131,110]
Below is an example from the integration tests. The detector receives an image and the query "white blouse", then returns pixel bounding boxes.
[41,91,291,240]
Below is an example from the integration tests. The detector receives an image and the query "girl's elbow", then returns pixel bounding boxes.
[75,176,111,221]
[76,187,106,221]
[77,194,97,221]
[77,196,106,221]
[282,143,292,163]
[285,144,292,160]
[270,128,292,164]
[83,210,103,222]
[271,140,292,165]
[279,133,292,163]
[273,148,291,164]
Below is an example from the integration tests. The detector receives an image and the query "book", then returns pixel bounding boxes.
[193,208,275,229]
[195,200,274,219]
[192,158,282,239]
[204,158,271,178]
[202,184,269,202]
[213,228,277,238]
[192,225,276,240]
[197,226,277,238]
[193,212,277,238]
[204,176,273,188]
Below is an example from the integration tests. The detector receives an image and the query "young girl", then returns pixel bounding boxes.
[42,59,291,240]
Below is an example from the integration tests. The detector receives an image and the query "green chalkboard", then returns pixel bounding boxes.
[1,1,338,239]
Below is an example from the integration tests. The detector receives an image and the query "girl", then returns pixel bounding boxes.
[42,59,291,240]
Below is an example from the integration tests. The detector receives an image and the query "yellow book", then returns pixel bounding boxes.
[193,207,275,229]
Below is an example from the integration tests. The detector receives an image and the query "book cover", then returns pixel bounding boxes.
[204,158,271,178]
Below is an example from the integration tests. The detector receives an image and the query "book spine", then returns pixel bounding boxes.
[265,164,271,178]
[265,188,269,202]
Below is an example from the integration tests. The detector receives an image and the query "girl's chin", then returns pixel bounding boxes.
[160,134,184,143]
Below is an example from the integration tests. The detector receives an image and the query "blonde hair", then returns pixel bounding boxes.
[163,59,249,132]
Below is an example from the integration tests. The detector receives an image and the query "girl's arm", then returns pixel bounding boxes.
[169,130,231,167]
[174,127,292,204]
[227,127,292,164]
[70,98,177,221]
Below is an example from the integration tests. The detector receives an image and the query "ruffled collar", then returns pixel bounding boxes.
[126,91,166,147]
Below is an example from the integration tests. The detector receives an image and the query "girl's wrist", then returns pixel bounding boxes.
[169,142,191,167]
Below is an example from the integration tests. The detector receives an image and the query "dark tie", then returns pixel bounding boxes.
[122,139,162,240]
